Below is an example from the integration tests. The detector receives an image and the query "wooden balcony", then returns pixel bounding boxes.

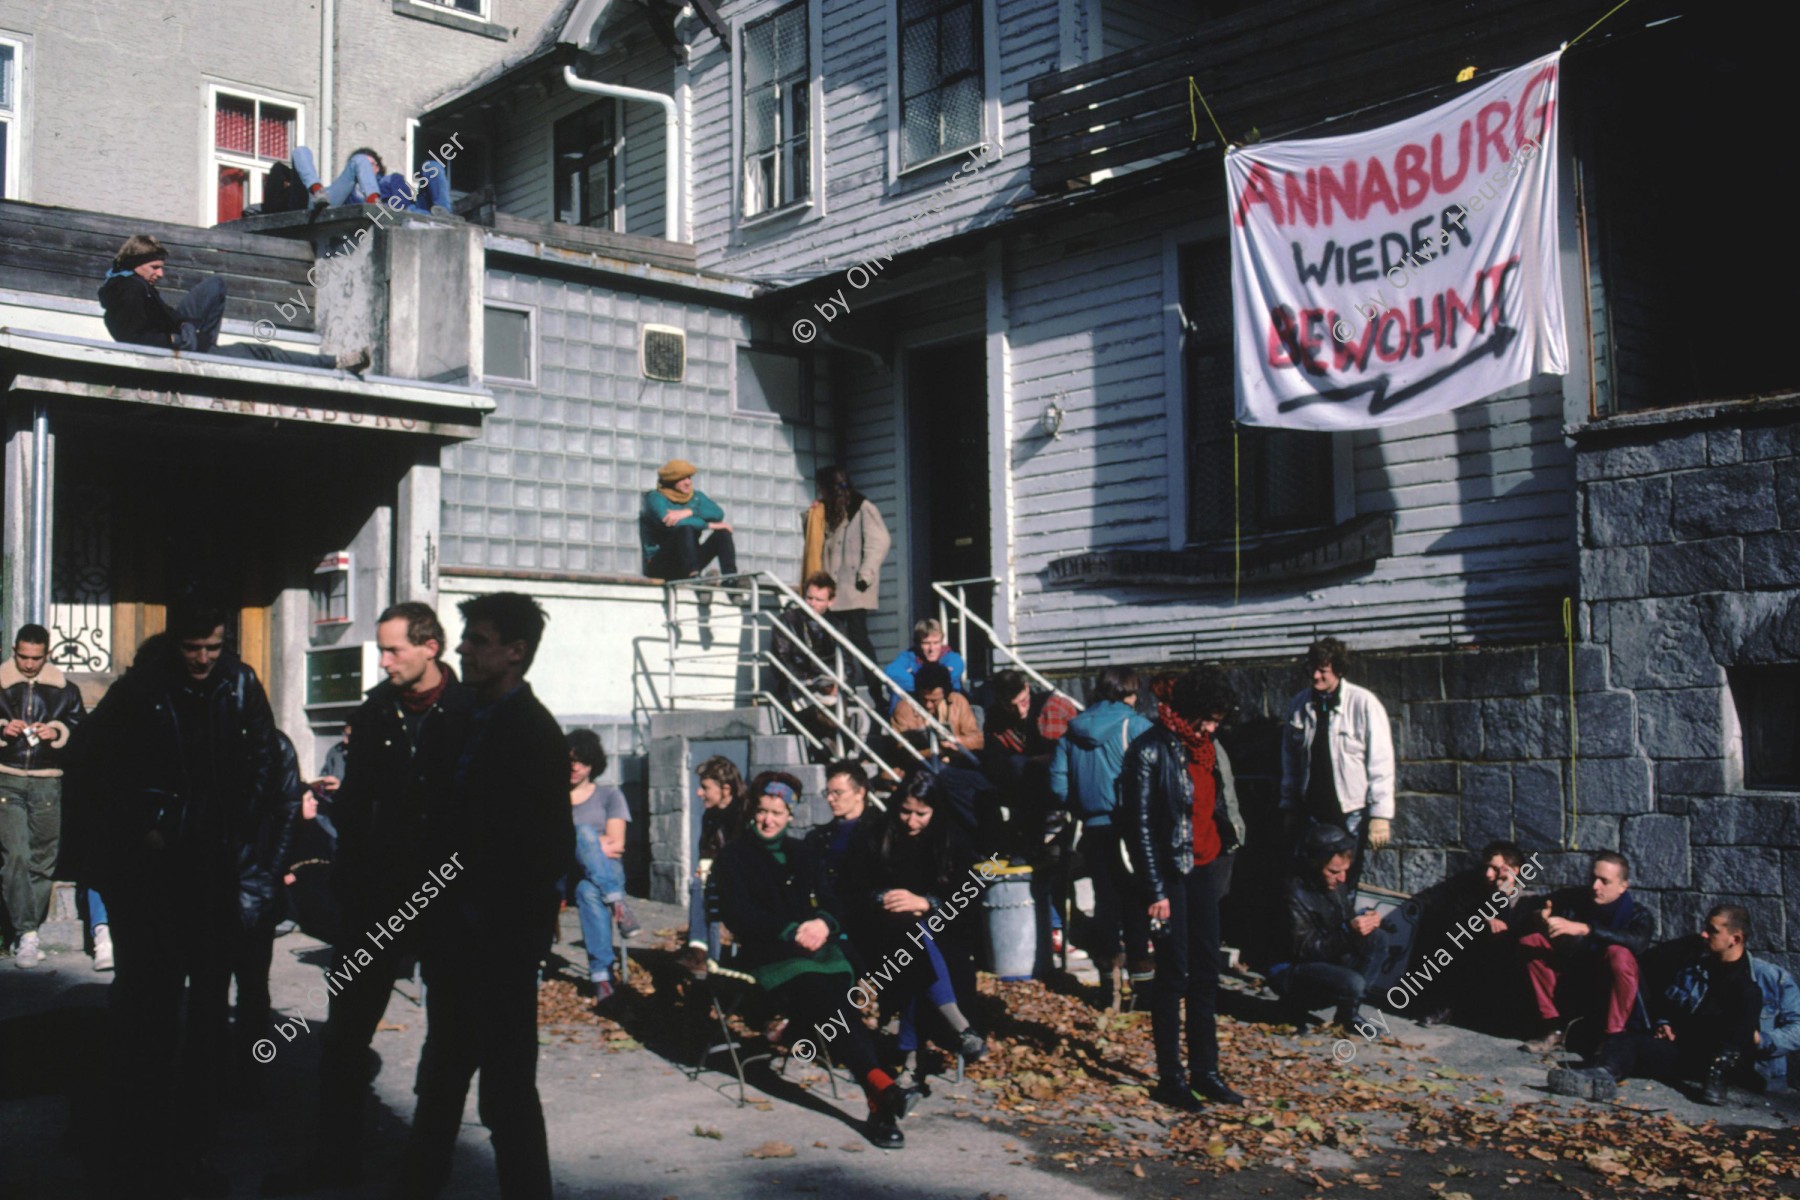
[1026,0,1659,198]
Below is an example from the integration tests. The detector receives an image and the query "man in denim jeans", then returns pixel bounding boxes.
[566,728,634,1004]
[0,623,86,967]
[291,144,455,215]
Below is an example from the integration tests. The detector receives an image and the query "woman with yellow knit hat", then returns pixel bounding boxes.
[640,459,738,579]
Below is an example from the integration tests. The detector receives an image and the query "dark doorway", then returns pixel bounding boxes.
[907,339,991,679]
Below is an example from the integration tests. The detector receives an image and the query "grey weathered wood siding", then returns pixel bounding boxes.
[1003,184,1576,665]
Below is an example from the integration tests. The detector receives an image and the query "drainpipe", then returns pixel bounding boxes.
[29,402,48,624]
[320,0,335,171]
[562,65,682,243]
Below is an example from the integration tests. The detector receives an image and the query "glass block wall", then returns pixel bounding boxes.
[443,266,832,577]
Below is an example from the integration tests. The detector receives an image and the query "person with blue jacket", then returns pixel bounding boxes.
[1050,666,1151,996]
[882,619,967,715]
[1558,904,1800,1105]
[641,459,738,580]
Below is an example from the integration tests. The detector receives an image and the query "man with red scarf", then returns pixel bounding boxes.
[1118,668,1247,1112]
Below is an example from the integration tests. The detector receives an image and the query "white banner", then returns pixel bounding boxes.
[1228,53,1567,430]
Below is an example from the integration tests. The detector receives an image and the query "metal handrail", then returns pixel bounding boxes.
[754,652,910,779]
[932,577,1083,710]
[662,570,966,763]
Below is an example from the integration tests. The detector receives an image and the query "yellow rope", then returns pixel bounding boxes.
[1565,0,1639,49]
[1189,76,1229,146]
[1563,597,1579,850]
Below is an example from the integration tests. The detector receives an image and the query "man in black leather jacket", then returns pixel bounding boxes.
[68,600,282,1199]
[1515,851,1656,1055]
[1118,668,1246,1112]
[1268,824,1385,1029]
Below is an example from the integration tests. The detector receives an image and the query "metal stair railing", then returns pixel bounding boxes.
[932,576,1083,710]
[661,571,971,776]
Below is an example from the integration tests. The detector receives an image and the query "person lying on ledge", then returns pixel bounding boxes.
[99,235,370,372]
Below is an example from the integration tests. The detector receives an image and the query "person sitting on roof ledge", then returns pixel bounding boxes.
[98,235,370,373]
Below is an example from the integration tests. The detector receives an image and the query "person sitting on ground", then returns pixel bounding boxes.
[1052,665,1154,1006]
[772,573,861,754]
[1412,840,1534,1029]
[713,776,922,1148]
[800,760,881,965]
[882,619,967,716]
[291,145,453,215]
[1119,669,1247,1111]
[1553,904,1800,1104]
[892,662,982,762]
[850,768,988,1075]
[1266,824,1387,1033]
[679,756,746,977]
[98,235,371,371]
[1516,850,1656,1055]
[641,459,738,581]
[567,730,635,1005]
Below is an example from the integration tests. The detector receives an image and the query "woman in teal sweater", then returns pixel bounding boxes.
[641,459,738,579]
[713,776,920,1147]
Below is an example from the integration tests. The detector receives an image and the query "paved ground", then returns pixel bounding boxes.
[3,896,1797,1200]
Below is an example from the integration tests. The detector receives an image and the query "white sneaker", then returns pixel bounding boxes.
[93,927,114,972]
[14,931,43,968]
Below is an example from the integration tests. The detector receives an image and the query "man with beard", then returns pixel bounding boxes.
[264,602,471,1196]
[76,600,282,1198]
[398,592,572,1200]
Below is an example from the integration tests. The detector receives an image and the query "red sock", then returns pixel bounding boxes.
[309,183,323,193]
[862,1068,896,1109]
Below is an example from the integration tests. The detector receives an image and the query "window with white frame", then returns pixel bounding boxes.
[210,87,298,223]
[417,0,487,15]
[742,3,810,218]
[554,104,618,229]
[899,0,983,168]
[0,39,21,199]
[484,304,534,384]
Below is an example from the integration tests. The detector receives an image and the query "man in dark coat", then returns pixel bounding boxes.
[398,592,573,1200]
[263,602,473,1196]
[97,233,367,370]
[70,600,283,1199]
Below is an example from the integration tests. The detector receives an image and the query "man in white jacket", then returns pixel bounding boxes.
[1278,638,1395,890]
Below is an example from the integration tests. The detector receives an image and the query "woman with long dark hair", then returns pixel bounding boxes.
[802,466,890,697]
[1119,668,1247,1111]
[851,769,988,1068]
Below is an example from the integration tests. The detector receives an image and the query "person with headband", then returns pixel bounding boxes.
[713,772,922,1148]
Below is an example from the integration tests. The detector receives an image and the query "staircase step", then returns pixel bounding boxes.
[751,734,807,765]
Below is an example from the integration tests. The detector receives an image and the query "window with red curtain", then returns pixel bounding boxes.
[216,95,254,154]
[217,166,249,222]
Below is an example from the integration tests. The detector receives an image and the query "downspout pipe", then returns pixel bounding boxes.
[321,0,335,172]
[562,65,682,243]
[29,402,48,624]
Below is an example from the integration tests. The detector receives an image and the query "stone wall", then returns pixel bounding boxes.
[1575,405,1800,976]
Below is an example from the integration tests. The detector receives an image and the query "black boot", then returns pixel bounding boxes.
[1193,1070,1246,1106]
[1701,1049,1742,1107]
[1151,1077,1205,1112]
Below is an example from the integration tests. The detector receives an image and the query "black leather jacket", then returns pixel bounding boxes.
[0,660,87,775]
[332,669,473,918]
[1117,723,1241,903]
[67,637,281,927]
[1523,886,1657,958]
[1283,873,1358,966]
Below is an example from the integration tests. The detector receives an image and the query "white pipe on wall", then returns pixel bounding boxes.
[562,65,682,243]
[321,0,335,171]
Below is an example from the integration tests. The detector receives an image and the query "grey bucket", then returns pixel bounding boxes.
[983,869,1037,981]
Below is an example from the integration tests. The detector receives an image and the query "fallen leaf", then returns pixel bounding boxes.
[745,1141,796,1159]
